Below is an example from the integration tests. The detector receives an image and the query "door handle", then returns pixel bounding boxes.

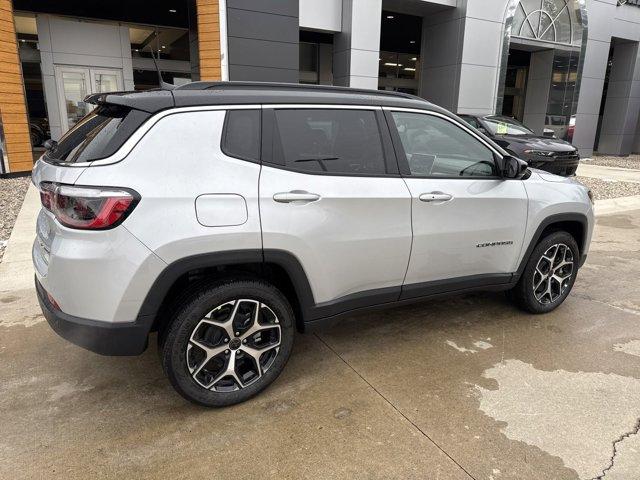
[273,191,321,203]
[419,192,453,203]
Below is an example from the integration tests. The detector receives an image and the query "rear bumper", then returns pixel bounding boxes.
[36,277,152,356]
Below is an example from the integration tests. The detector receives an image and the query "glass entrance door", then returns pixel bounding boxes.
[55,66,123,133]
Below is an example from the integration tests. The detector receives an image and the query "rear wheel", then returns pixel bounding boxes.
[160,279,295,407]
[509,231,579,313]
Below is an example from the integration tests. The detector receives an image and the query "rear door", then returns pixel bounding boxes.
[385,108,528,298]
[259,106,412,313]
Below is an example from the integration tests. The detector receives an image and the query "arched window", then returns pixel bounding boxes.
[512,0,580,45]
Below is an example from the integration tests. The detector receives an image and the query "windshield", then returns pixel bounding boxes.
[481,116,534,136]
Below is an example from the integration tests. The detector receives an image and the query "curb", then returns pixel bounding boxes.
[595,195,640,217]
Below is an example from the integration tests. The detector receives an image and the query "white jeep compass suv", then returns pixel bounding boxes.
[32,82,594,407]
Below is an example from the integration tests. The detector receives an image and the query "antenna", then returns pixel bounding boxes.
[149,48,175,90]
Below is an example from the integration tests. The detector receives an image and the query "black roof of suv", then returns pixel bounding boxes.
[86,81,439,114]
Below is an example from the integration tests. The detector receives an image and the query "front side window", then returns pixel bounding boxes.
[272,109,386,175]
[459,115,480,129]
[391,112,497,177]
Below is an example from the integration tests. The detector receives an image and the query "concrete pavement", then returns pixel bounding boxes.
[578,163,640,184]
[1,188,640,479]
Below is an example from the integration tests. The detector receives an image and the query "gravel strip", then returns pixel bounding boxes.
[585,154,640,170]
[0,176,31,263]
[576,176,640,200]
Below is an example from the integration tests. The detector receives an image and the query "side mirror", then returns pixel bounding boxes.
[477,126,489,136]
[501,155,528,179]
[43,139,58,151]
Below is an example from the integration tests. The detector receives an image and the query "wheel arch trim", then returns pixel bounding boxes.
[135,249,316,323]
[515,212,588,279]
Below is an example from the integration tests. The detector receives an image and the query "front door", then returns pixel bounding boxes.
[386,109,528,298]
[55,66,123,133]
[259,107,413,315]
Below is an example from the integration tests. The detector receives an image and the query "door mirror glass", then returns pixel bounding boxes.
[502,155,528,178]
[43,139,58,151]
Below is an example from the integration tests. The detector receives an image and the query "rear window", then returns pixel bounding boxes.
[45,106,150,164]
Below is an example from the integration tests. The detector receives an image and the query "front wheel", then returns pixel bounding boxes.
[508,231,579,314]
[160,279,295,407]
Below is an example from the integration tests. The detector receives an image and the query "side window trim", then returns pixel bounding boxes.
[261,105,400,178]
[220,108,262,164]
[383,108,503,179]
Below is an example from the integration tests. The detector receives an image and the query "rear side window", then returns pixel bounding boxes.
[45,106,150,164]
[221,109,261,162]
[272,109,386,175]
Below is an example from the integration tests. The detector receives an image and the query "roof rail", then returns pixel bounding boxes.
[175,81,421,100]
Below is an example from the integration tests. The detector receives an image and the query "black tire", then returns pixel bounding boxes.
[508,231,579,314]
[160,279,295,407]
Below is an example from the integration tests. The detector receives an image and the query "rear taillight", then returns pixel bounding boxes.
[39,182,139,230]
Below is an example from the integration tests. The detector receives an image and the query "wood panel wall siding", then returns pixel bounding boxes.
[0,0,33,173]
[196,0,222,81]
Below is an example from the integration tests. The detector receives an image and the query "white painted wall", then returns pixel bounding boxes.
[333,0,382,88]
[36,14,134,141]
[300,0,342,32]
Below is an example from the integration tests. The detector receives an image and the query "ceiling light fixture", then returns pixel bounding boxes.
[411,57,417,61]
[409,40,416,44]
[384,63,402,67]
[386,15,394,19]
[404,67,416,71]
[169,9,177,13]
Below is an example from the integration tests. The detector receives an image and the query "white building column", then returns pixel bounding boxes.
[419,0,507,115]
[333,0,382,89]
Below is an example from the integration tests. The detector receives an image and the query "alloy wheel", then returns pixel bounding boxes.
[532,243,574,304]
[186,299,281,392]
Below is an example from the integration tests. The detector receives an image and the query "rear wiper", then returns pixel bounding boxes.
[294,157,339,172]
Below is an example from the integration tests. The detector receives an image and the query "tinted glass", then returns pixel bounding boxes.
[222,109,261,162]
[459,115,480,128]
[273,109,386,175]
[46,106,139,163]
[391,112,497,177]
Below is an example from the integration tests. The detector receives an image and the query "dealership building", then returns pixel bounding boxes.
[1,0,639,174]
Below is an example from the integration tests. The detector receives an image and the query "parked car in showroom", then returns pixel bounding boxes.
[32,83,594,407]
[459,114,579,176]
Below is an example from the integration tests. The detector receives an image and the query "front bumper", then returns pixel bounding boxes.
[36,277,152,356]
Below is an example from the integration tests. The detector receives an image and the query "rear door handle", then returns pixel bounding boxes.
[273,191,321,203]
[419,192,453,203]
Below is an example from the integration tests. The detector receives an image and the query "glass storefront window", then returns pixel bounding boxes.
[129,25,190,62]
[499,0,586,143]
[512,0,581,46]
[378,52,419,94]
[299,42,319,84]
